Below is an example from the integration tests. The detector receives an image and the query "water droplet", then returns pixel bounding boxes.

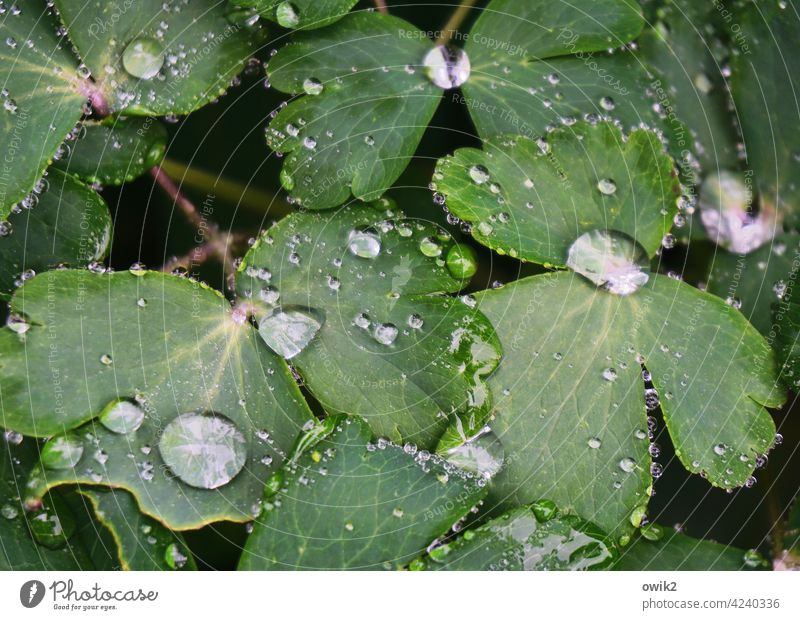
[446,244,478,279]
[566,230,650,296]
[99,399,145,434]
[258,307,324,359]
[392,507,404,518]
[531,499,557,522]
[468,164,490,184]
[419,236,442,257]
[100,354,113,366]
[599,96,616,111]
[713,443,727,456]
[122,38,165,80]
[699,171,776,254]
[347,228,381,258]
[408,314,424,329]
[158,412,247,489]
[423,45,470,89]
[276,2,300,28]
[302,77,323,95]
[164,542,189,569]
[446,429,504,479]
[618,457,636,473]
[41,435,84,469]
[373,323,398,346]
[597,178,617,195]
[587,437,602,449]
[601,368,617,382]
[1,504,19,520]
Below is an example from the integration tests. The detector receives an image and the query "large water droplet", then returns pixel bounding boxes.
[468,164,490,184]
[158,412,247,489]
[258,307,323,359]
[618,457,637,473]
[302,77,323,95]
[373,323,399,346]
[276,1,300,28]
[699,171,776,254]
[446,244,478,279]
[41,435,84,469]
[446,429,504,479]
[99,399,145,434]
[164,542,189,569]
[423,45,470,89]
[122,38,165,80]
[347,228,381,258]
[566,229,650,296]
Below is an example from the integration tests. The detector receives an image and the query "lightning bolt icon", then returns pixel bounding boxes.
[28,583,37,603]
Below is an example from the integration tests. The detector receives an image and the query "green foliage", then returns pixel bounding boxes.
[0,0,796,573]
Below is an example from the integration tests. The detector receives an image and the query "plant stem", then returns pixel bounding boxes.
[150,166,248,279]
[159,158,291,218]
[436,0,478,45]
[373,0,388,14]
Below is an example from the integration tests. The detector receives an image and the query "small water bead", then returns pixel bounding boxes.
[601,368,617,382]
[693,72,713,95]
[587,437,602,449]
[6,313,30,334]
[276,1,300,28]
[302,78,323,95]
[597,178,617,195]
[713,443,727,456]
[422,45,471,89]
[1,504,18,520]
[100,354,113,366]
[566,230,650,296]
[347,228,381,258]
[164,543,189,569]
[302,136,317,149]
[99,399,145,434]
[468,164,490,184]
[773,280,788,299]
[392,507,404,518]
[41,435,84,469]
[258,307,324,359]
[446,244,478,279]
[158,412,247,490]
[599,96,616,111]
[373,323,399,346]
[137,297,148,308]
[618,457,636,473]
[419,236,443,258]
[122,38,165,80]
[408,314,424,329]
[0,220,11,237]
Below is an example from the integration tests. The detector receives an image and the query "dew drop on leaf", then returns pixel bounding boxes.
[347,228,381,258]
[587,437,602,449]
[99,399,145,434]
[468,164,490,184]
[276,1,300,28]
[373,323,399,346]
[258,307,324,359]
[122,38,165,80]
[423,45,471,89]
[618,457,636,473]
[302,78,323,96]
[566,230,650,296]
[445,429,504,479]
[446,244,478,279]
[158,412,247,489]
[596,178,617,195]
[419,236,442,257]
[164,542,189,569]
[41,435,84,469]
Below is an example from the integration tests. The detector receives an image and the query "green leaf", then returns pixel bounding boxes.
[78,488,196,570]
[424,503,616,571]
[231,0,359,30]
[433,122,681,265]
[637,1,739,173]
[706,234,800,336]
[0,168,112,296]
[0,270,313,529]
[1,435,93,569]
[54,117,168,185]
[477,272,782,535]
[460,0,690,165]
[53,0,266,116]
[0,3,86,218]
[615,529,768,570]
[731,1,800,225]
[238,416,487,570]
[265,12,442,209]
[236,204,501,450]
